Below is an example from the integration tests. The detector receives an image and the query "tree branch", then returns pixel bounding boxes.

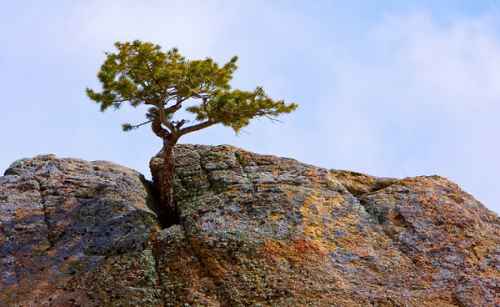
[174,119,188,129]
[112,98,130,103]
[164,100,183,113]
[130,119,153,129]
[179,120,216,135]
[151,117,168,139]
[155,103,176,135]
[264,115,283,123]
[163,120,176,133]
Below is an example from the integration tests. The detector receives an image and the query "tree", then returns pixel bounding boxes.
[87,40,298,220]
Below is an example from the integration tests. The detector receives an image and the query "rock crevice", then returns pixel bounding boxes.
[1,145,498,306]
[1,155,163,306]
[33,175,55,250]
[150,145,499,306]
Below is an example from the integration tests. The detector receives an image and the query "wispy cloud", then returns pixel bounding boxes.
[318,13,500,210]
[0,2,498,212]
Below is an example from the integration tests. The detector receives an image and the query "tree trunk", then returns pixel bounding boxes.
[158,137,178,225]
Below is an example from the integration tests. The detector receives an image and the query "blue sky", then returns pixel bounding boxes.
[1,1,499,213]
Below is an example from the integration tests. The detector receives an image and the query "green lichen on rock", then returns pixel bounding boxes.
[0,155,161,306]
[150,144,500,306]
[1,146,499,306]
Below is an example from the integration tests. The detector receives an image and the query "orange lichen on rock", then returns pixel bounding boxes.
[1,146,498,306]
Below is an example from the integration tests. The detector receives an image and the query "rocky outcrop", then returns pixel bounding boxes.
[1,145,499,306]
[152,145,500,306]
[0,155,161,306]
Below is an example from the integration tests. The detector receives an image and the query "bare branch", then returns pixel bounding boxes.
[180,120,216,135]
[129,119,153,129]
[264,115,283,123]
[112,98,130,103]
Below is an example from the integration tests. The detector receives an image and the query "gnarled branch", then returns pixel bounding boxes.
[151,116,168,139]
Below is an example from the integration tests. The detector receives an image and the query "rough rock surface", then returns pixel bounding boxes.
[0,155,161,306]
[151,145,500,306]
[0,145,498,306]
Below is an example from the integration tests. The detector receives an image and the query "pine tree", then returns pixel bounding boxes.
[87,40,298,220]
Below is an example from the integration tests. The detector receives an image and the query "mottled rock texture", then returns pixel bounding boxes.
[151,145,500,307]
[0,155,161,306]
[0,145,498,306]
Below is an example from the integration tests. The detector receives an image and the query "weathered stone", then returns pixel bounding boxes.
[0,155,161,306]
[152,144,499,306]
[1,145,499,306]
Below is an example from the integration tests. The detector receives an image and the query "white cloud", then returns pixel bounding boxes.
[317,12,500,211]
[2,3,498,213]
[66,0,226,58]
[62,6,500,212]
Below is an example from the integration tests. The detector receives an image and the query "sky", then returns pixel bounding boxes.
[1,1,499,213]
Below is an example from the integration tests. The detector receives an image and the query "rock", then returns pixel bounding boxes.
[0,155,161,306]
[152,144,499,306]
[1,145,499,306]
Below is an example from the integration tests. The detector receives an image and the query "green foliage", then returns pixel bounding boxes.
[87,40,298,137]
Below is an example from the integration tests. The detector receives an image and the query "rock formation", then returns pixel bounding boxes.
[1,145,498,306]
[0,155,160,306]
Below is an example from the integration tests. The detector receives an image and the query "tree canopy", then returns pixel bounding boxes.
[86,40,298,139]
[87,40,298,219]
